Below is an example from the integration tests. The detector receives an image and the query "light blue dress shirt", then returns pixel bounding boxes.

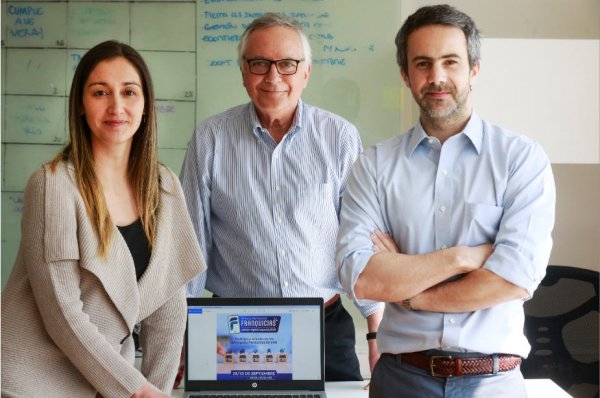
[337,112,555,356]
[181,100,382,317]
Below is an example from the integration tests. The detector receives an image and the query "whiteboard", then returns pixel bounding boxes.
[195,1,403,145]
[2,0,599,288]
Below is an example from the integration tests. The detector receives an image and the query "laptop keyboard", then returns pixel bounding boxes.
[189,395,322,398]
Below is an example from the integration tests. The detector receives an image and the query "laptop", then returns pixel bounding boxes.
[184,297,326,397]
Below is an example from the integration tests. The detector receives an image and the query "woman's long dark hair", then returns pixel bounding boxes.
[52,40,160,259]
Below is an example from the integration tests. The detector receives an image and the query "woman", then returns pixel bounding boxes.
[1,40,205,397]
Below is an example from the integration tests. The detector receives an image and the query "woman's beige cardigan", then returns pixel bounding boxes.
[1,161,206,397]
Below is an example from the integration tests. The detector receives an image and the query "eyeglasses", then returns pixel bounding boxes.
[244,58,304,75]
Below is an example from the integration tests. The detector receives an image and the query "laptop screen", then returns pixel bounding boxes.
[185,297,325,391]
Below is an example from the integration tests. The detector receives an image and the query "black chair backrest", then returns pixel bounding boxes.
[522,265,599,398]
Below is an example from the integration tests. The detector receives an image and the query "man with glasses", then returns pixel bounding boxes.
[180,12,383,382]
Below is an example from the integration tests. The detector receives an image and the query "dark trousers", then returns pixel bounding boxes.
[324,298,363,381]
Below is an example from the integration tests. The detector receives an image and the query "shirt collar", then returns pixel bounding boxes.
[248,100,304,141]
[407,111,483,157]
[407,121,430,157]
[462,112,483,154]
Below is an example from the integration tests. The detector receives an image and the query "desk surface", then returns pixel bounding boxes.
[172,379,571,397]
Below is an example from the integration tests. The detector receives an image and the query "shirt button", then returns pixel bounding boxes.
[280,250,286,256]
[439,205,446,213]
[277,217,282,223]
[442,169,448,176]
[275,185,281,191]
[449,318,456,324]
[428,138,434,145]
[284,281,289,288]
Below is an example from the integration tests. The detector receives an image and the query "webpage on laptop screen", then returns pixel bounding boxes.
[187,305,321,382]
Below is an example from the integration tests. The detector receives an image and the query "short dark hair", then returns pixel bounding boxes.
[395,4,481,74]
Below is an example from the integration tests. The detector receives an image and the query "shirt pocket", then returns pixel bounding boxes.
[463,202,503,243]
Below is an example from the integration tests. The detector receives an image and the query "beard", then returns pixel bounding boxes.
[415,83,470,121]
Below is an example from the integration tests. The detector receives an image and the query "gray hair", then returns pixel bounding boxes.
[395,4,481,74]
[237,12,312,65]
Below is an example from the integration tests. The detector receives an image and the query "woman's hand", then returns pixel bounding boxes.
[131,383,169,398]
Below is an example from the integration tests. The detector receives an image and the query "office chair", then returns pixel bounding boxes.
[522,265,599,398]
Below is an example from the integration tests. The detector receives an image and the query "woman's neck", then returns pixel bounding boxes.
[93,146,139,226]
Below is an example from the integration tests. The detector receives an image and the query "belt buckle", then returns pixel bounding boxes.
[430,355,452,377]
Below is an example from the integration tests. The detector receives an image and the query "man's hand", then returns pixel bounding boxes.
[367,338,380,373]
[371,229,493,272]
[371,230,400,253]
[453,244,493,272]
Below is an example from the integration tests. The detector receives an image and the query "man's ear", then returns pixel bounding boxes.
[302,63,311,89]
[400,68,411,88]
[469,60,481,86]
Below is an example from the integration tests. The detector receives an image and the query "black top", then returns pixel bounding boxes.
[117,218,151,281]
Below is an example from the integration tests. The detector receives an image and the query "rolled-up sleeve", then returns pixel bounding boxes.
[337,149,388,307]
[484,141,556,297]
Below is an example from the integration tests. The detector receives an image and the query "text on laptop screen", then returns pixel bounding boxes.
[187,304,322,382]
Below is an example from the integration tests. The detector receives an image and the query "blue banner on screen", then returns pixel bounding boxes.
[217,313,292,380]
[230,316,281,333]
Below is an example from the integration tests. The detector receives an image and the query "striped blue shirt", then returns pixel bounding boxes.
[180,100,382,317]
[337,112,556,356]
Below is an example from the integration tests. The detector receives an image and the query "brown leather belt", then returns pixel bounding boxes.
[392,352,521,377]
[324,294,340,308]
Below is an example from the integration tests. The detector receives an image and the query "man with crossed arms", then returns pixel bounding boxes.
[337,4,555,397]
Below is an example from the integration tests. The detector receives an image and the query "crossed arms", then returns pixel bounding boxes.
[337,140,555,315]
[357,231,528,313]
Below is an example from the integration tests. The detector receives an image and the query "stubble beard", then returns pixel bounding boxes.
[416,84,470,124]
